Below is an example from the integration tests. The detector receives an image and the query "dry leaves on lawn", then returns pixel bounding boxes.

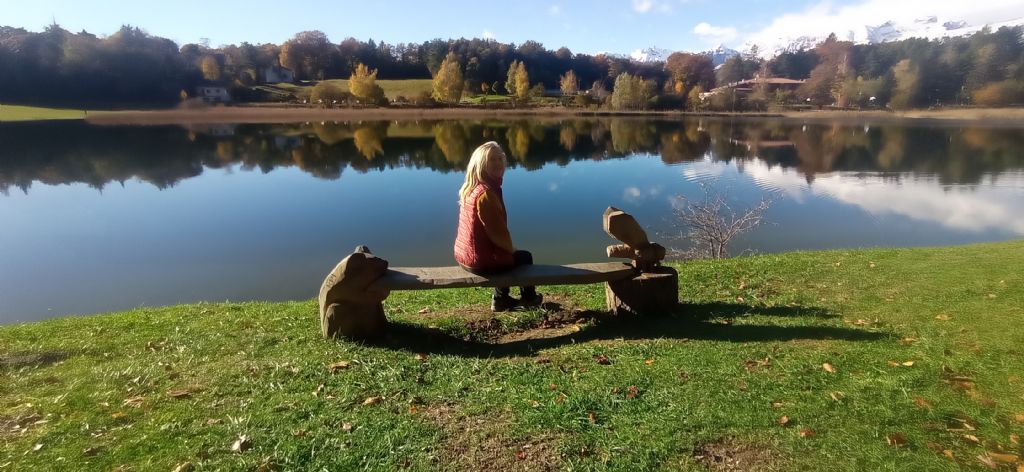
[778,416,791,427]
[887,433,908,447]
[362,396,383,406]
[822,363,836,374]
[231,435,251,453]
[328,361,351,373]
[913,397,934,410]
[594,354,611,365]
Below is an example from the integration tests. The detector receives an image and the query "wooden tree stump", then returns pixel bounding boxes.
[604,266,679,316]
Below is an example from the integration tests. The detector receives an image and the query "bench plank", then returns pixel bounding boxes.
[370,262,636,291]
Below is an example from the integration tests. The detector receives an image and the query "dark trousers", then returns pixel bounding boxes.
[465,250,536,298]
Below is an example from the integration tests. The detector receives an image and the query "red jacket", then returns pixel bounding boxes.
[454,182,515,269]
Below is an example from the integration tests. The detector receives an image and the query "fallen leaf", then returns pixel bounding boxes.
[548,383,557,391]
[408,406,418,414]
[594,355,611,365]
[644,358,655,366]
[822,363,836,374]
[778,416,791,427]
[313,384,325,397]
[82,446,102,457]
[171,462,193,472]
[989,453,1019,463]
[122,396,144,408]
[418,307,430,314]
[799,428,816,438]
[535,357,551,364]
[231,435,251,453]
[625,386,639,399]
[899,337,917,345]
[942,450,954,460]
[829,392,844,402]
[291,430,307,437]
[935,315,952,321]
[1010,433,1019,444]
[1017,464,1023,472]
[328,361,350,373]
[888,360,899,367]
[515,450,527,460]
[1013,413,1024,423]
[735,296,745,303]
[340,422,353,432]
[31,444,43,452]
[963,434,981,444]
[902,361,915,367]
[206,418,222,425]
[887,433,908,447]
[110,412,129,420]
[167,389,192,399]
[362,396,383,406]
[869,262,876,268]
[771,401,784,409]
[977,454,998,469]
[913,397,933,410]
[588,412,597,424]
[555,393,568,403]
[414,353,428,362]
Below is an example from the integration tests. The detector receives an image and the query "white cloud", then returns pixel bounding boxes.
[632,0,653,12]
[632,0,673,13]
[693,22,738,44]
[744,0,1024,54]
[482,30,495,40]
[548,4,561,15]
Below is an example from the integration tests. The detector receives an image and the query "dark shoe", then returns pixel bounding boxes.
[492,294,518,312]
[518,292,543,308]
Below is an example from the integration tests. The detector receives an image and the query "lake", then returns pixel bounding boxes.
[2,117,1022,323]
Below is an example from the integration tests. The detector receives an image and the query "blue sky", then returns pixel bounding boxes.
[3,0,1022,55]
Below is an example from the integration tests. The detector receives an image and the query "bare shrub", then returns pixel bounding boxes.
[670,181,775,260]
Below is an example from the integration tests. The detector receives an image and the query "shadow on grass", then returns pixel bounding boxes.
[369,302,884,358]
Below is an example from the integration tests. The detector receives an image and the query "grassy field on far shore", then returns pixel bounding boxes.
[270,79,434,101]
[2,241,1022,470]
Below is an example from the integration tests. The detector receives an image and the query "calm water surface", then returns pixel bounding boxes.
[2,118,1022,322]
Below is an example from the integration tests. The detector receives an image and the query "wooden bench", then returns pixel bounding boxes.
[319,207,679,340]
[370,262,636,291]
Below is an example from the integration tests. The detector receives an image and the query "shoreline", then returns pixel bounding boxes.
[67,105,1024,126]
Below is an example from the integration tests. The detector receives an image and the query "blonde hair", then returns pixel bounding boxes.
[459,141,506,203]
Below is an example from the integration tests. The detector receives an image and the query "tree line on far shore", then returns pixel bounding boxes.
[1,23,1022,110]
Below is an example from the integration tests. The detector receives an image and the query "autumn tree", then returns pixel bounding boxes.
[349,63,385,105]
[279,30,334,80]
[610,73,655,110]
[431,52,464,104]
[559,70,579,96]
[200,55,221,81]
[505,60,530,102]
[889,59,920,109]
[797,34,853,106]
[686,85,705,111]
[664,52,716,95]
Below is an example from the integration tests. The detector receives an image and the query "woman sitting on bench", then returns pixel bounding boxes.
[454,141,543,312]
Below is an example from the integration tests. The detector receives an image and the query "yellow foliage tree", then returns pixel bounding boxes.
[431,52,464,104]
[349,64,385,105]
[200,56,221,81]
[559,70,578,96]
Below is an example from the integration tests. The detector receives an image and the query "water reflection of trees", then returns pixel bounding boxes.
[1,118,1023,194]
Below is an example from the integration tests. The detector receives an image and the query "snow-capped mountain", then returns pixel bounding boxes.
[630,46,673,62]
[746,15,1024,57]
[703,45,740,66]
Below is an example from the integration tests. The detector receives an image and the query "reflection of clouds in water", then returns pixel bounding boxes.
[548,182,559,192]
[623,185,664,204]
[681,157,730,182]
[737,160,1024,235]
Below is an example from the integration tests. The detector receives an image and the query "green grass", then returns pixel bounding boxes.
[0,104,87,122]
[2,241,1023,470]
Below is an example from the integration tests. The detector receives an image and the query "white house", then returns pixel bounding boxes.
[196,85,231,103]
[263,66,295,84]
